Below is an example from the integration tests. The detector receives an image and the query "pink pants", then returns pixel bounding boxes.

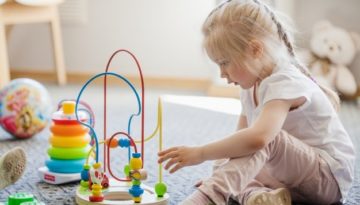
[198,130,342,205]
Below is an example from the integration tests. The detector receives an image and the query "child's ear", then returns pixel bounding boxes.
[249,40,264,59]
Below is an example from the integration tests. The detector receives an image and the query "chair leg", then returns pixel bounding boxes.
[50,6,66,85]
[0,21,10,89]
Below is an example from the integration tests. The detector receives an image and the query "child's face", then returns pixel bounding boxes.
[216,59,258,89]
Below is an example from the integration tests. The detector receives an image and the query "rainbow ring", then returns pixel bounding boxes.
[50,124,89,136]
[48,146,91,160]
[49,134,91,148]
[46,158,86,173]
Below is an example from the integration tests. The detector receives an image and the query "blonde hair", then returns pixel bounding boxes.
[202,0,340,110]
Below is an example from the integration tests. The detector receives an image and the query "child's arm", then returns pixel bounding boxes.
[158,98,300,173]
[237,115,248,130]
[201,99,292,160]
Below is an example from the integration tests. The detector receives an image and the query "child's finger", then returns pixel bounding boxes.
[158,147,178,156]
[169,163,183,174]
[194,180,203,187]
[164,157,180,170]
[158,152,179,163]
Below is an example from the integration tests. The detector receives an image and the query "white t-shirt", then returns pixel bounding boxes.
[240,65,355,201]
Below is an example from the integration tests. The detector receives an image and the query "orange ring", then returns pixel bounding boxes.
[50,124,89,136]
[50,134,91,148]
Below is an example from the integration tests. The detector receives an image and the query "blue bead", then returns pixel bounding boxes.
[132,153,141,158]
[81,169,89,181]
[119,138,130,148]
[129,185,144,197]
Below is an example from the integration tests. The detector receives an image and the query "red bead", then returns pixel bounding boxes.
[89,195,104,202]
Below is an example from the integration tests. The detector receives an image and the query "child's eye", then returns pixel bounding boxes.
[218,61,229,67]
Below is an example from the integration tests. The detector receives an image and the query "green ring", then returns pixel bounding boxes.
[47,146,91,160]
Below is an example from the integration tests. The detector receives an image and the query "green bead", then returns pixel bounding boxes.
[8,193,34,205]
[80,180,89,188]
[124,165,130,176]
[155,182,167,197]
[83,164,91,170]
[132,179,141,186]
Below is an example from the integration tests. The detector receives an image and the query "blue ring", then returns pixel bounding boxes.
[46,159,86,173]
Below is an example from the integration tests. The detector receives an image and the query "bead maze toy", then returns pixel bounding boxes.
[70,49,169,204]
[38,100,95,184]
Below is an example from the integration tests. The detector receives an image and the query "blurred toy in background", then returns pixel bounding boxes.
[0,147,26,190]
[302,20,360,98]
[0,193,44,205]
[0,78,52,139]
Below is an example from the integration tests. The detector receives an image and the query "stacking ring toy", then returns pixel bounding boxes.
[48,146,91,160]
[50,124,89,136]
[50,134,91,148]
[46,159,86,173]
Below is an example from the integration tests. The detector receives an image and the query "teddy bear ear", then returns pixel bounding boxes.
[350,32,360,51]
[313,20,332,33]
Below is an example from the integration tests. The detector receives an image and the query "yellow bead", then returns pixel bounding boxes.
[93,162,102,169]
[62,101,76,115]
[134,197,141,203]
[132,172,141,180]
[92,190,102,196]
[130,157,142,170]
[92,184,102,190]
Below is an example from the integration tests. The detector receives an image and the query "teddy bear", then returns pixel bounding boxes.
[303,20,360,97]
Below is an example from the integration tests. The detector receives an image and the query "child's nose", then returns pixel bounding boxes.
[220,69,227,78]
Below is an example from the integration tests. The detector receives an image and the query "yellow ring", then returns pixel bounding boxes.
[50,134,91,148]
[50,124,89,136]
[48,146,91,160]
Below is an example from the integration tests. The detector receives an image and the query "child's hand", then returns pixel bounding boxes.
[158,146,204,173]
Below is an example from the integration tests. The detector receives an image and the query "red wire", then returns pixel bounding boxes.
[106,132,138,182]
[103,49,145,173]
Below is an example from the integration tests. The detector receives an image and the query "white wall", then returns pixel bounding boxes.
[8,0,217,79]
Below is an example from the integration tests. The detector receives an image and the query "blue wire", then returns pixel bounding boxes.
[74,72,142,162]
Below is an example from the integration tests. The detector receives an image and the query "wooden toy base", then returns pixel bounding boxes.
[75,179,169,205]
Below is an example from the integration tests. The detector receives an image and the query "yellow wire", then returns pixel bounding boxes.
[134,119,159,143]
[158,98,163,182]
[134,97,164,182]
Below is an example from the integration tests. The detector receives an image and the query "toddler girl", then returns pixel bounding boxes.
[158,0,355,204]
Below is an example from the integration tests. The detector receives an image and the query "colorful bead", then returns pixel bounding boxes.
[155,182,167,197]
[130,153,142,170]
[129,185,144,197]
[119,138,130,147]
[80,180,89,188]
[81,164,90,181]
[124,164,131,177]
[107,138,118,148]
